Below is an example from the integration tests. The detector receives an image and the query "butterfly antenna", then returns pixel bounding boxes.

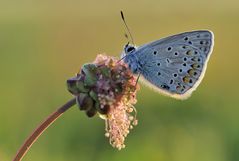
[124,33,129,40]
[120,11,135,45]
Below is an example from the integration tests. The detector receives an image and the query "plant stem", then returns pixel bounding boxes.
[13,98,76,161]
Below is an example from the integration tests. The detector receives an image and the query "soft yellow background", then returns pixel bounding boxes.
[0,0,238,161]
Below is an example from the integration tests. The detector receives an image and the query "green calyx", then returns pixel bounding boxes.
[82,64,98,87]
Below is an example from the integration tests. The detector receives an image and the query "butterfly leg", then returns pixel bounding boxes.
[135,72,141,87]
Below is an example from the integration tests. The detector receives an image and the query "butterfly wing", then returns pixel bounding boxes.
[135,30,214,99]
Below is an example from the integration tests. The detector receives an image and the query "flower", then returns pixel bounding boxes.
[67,54,139,150]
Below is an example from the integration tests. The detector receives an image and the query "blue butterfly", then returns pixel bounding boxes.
[121,30,214,99]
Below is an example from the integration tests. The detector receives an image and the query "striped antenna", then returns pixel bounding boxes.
[120,11,135,45]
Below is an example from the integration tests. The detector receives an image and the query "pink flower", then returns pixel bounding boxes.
[67,54,140,150]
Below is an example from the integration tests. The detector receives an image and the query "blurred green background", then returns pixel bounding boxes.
[0,0,239,161]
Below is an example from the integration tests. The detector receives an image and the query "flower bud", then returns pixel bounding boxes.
[76,93,94,111]
[85,107,97,117]
[82,64,97,86]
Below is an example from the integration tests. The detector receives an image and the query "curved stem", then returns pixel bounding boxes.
[13,98,76,161]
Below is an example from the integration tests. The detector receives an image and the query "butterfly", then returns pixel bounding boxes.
[121,30,214,99]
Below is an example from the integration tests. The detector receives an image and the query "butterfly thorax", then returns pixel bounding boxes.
[122,44,142,74]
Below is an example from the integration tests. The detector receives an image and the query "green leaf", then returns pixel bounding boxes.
[82,64,97,86]
[89,90,99,102]
[76,81,90,93]
[67,77,80,95]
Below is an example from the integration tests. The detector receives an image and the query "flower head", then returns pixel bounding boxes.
[67,54,139,150]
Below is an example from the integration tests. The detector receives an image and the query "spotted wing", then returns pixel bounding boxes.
[135,30,214,99]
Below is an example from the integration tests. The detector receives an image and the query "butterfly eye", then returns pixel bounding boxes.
[126,47,135,53]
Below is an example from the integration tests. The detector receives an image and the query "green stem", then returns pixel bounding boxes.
[13,98,76,161]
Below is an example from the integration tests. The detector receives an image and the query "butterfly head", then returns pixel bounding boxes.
[124,43,136,54]
[121,43,136,59]
[120,43,140,74]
